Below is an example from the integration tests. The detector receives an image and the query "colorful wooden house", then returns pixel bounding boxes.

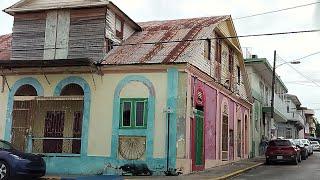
[0,0,252,176]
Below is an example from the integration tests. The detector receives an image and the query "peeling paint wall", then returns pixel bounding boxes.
[188,76,250,171]
[176,72,187,159]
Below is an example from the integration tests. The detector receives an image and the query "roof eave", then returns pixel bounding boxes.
[107,1,141,31]
[245,58,288,92]
[4,1,110,15]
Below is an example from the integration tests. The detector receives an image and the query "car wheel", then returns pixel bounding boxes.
[0,161,9,180]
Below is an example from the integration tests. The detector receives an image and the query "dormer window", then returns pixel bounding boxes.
[115,16,124,39]
[204,39,211,60]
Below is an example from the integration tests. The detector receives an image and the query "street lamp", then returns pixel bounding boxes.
[270,50,301,139]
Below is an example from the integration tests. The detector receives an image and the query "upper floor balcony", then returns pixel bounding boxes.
[262,93,288,123]
[286,111,305,129]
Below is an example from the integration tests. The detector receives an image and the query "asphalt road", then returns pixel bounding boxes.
[233,151,320,180]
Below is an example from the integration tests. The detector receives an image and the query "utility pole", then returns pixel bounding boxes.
[270,50,276,138]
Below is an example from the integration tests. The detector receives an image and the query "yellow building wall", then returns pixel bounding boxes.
[0,72,168,158]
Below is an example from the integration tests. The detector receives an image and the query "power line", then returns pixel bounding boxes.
[285,81,320,87]
[294,51,320,62]
[277,55,320,88]
[1,29,320,52]
[233,1,320,20]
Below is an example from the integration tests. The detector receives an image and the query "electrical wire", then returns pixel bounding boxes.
[277,55,320,88]
[1,29,320,52]
[233,1,320,20]
[294,51,320,62]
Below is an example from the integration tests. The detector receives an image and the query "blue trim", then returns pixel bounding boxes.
[44,156,167,175]
[4,77,44,141]
[54,76,91,156]
[111,75,155,161]
[166,68,178,169]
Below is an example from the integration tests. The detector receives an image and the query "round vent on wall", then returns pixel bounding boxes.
[119,136,146,160]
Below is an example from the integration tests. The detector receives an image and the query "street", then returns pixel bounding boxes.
[234,152,320,180]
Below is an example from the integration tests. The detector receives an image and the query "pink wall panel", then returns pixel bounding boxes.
[190,76,250,162]
[203,83,217,160]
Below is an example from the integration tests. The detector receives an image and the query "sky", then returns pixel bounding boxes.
[0,0,320,120]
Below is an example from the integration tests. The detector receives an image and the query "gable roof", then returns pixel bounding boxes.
[4,0,109,15]
[102,16,230,65]
[0,34,12,60]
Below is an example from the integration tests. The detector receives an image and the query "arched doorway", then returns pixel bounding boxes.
[237,106,242,158]
[192,88,205,171]
[41,83,84,154]
[221,102,229,161]
[12,84,38,151]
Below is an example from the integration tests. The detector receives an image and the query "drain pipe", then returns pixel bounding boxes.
[165,107,172,173]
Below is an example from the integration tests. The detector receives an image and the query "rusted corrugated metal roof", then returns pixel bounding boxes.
[102,16,230,65]
[0,34,11,60]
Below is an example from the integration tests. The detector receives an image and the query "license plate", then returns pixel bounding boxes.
[277,156,283,159]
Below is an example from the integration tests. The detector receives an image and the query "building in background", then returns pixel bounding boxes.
[245,56,289,157]
[278,94,305,139]
[0,0,252,176]
[303,109,317,138]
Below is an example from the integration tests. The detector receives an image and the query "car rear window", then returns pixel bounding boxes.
[269,140,291,146]
[311,141,319,145]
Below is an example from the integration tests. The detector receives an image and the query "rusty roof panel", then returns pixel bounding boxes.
[0,34,12,60]
[103,16,230,65]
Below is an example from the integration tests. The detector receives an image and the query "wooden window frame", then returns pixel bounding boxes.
[204,39,211,61]
[115,15,124,39]
[120,98,148,129]
[121,101,133,128]
[215,34,222,63]
[237,66,241,84]
[228,47,234,73]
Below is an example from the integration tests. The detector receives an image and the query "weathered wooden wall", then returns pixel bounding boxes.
[68,7,107,61]
[11,12,46,60]
[105,8,136,44]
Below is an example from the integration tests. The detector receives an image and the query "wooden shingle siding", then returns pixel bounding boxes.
[123,23,135,40]
[218,21,239,49]
[68,7,107,61]
[12,12,46,60]
[105,8,135,43]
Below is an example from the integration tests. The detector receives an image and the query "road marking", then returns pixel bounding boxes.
[211,163,264,180]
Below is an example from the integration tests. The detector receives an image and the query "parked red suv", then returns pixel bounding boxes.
[265,139,301,165]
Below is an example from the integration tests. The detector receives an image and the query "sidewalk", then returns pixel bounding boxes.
[184,157,265,180]
[42,157,265,180]
[126,157,265,180]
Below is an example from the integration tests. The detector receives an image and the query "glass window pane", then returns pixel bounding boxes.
[122,102,131,126]
[136,102,145,127]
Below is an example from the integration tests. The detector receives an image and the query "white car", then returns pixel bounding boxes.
[299,139,313,155]
[311,141,320,151]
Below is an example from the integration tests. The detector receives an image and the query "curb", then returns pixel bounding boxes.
[212,162,264,180]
